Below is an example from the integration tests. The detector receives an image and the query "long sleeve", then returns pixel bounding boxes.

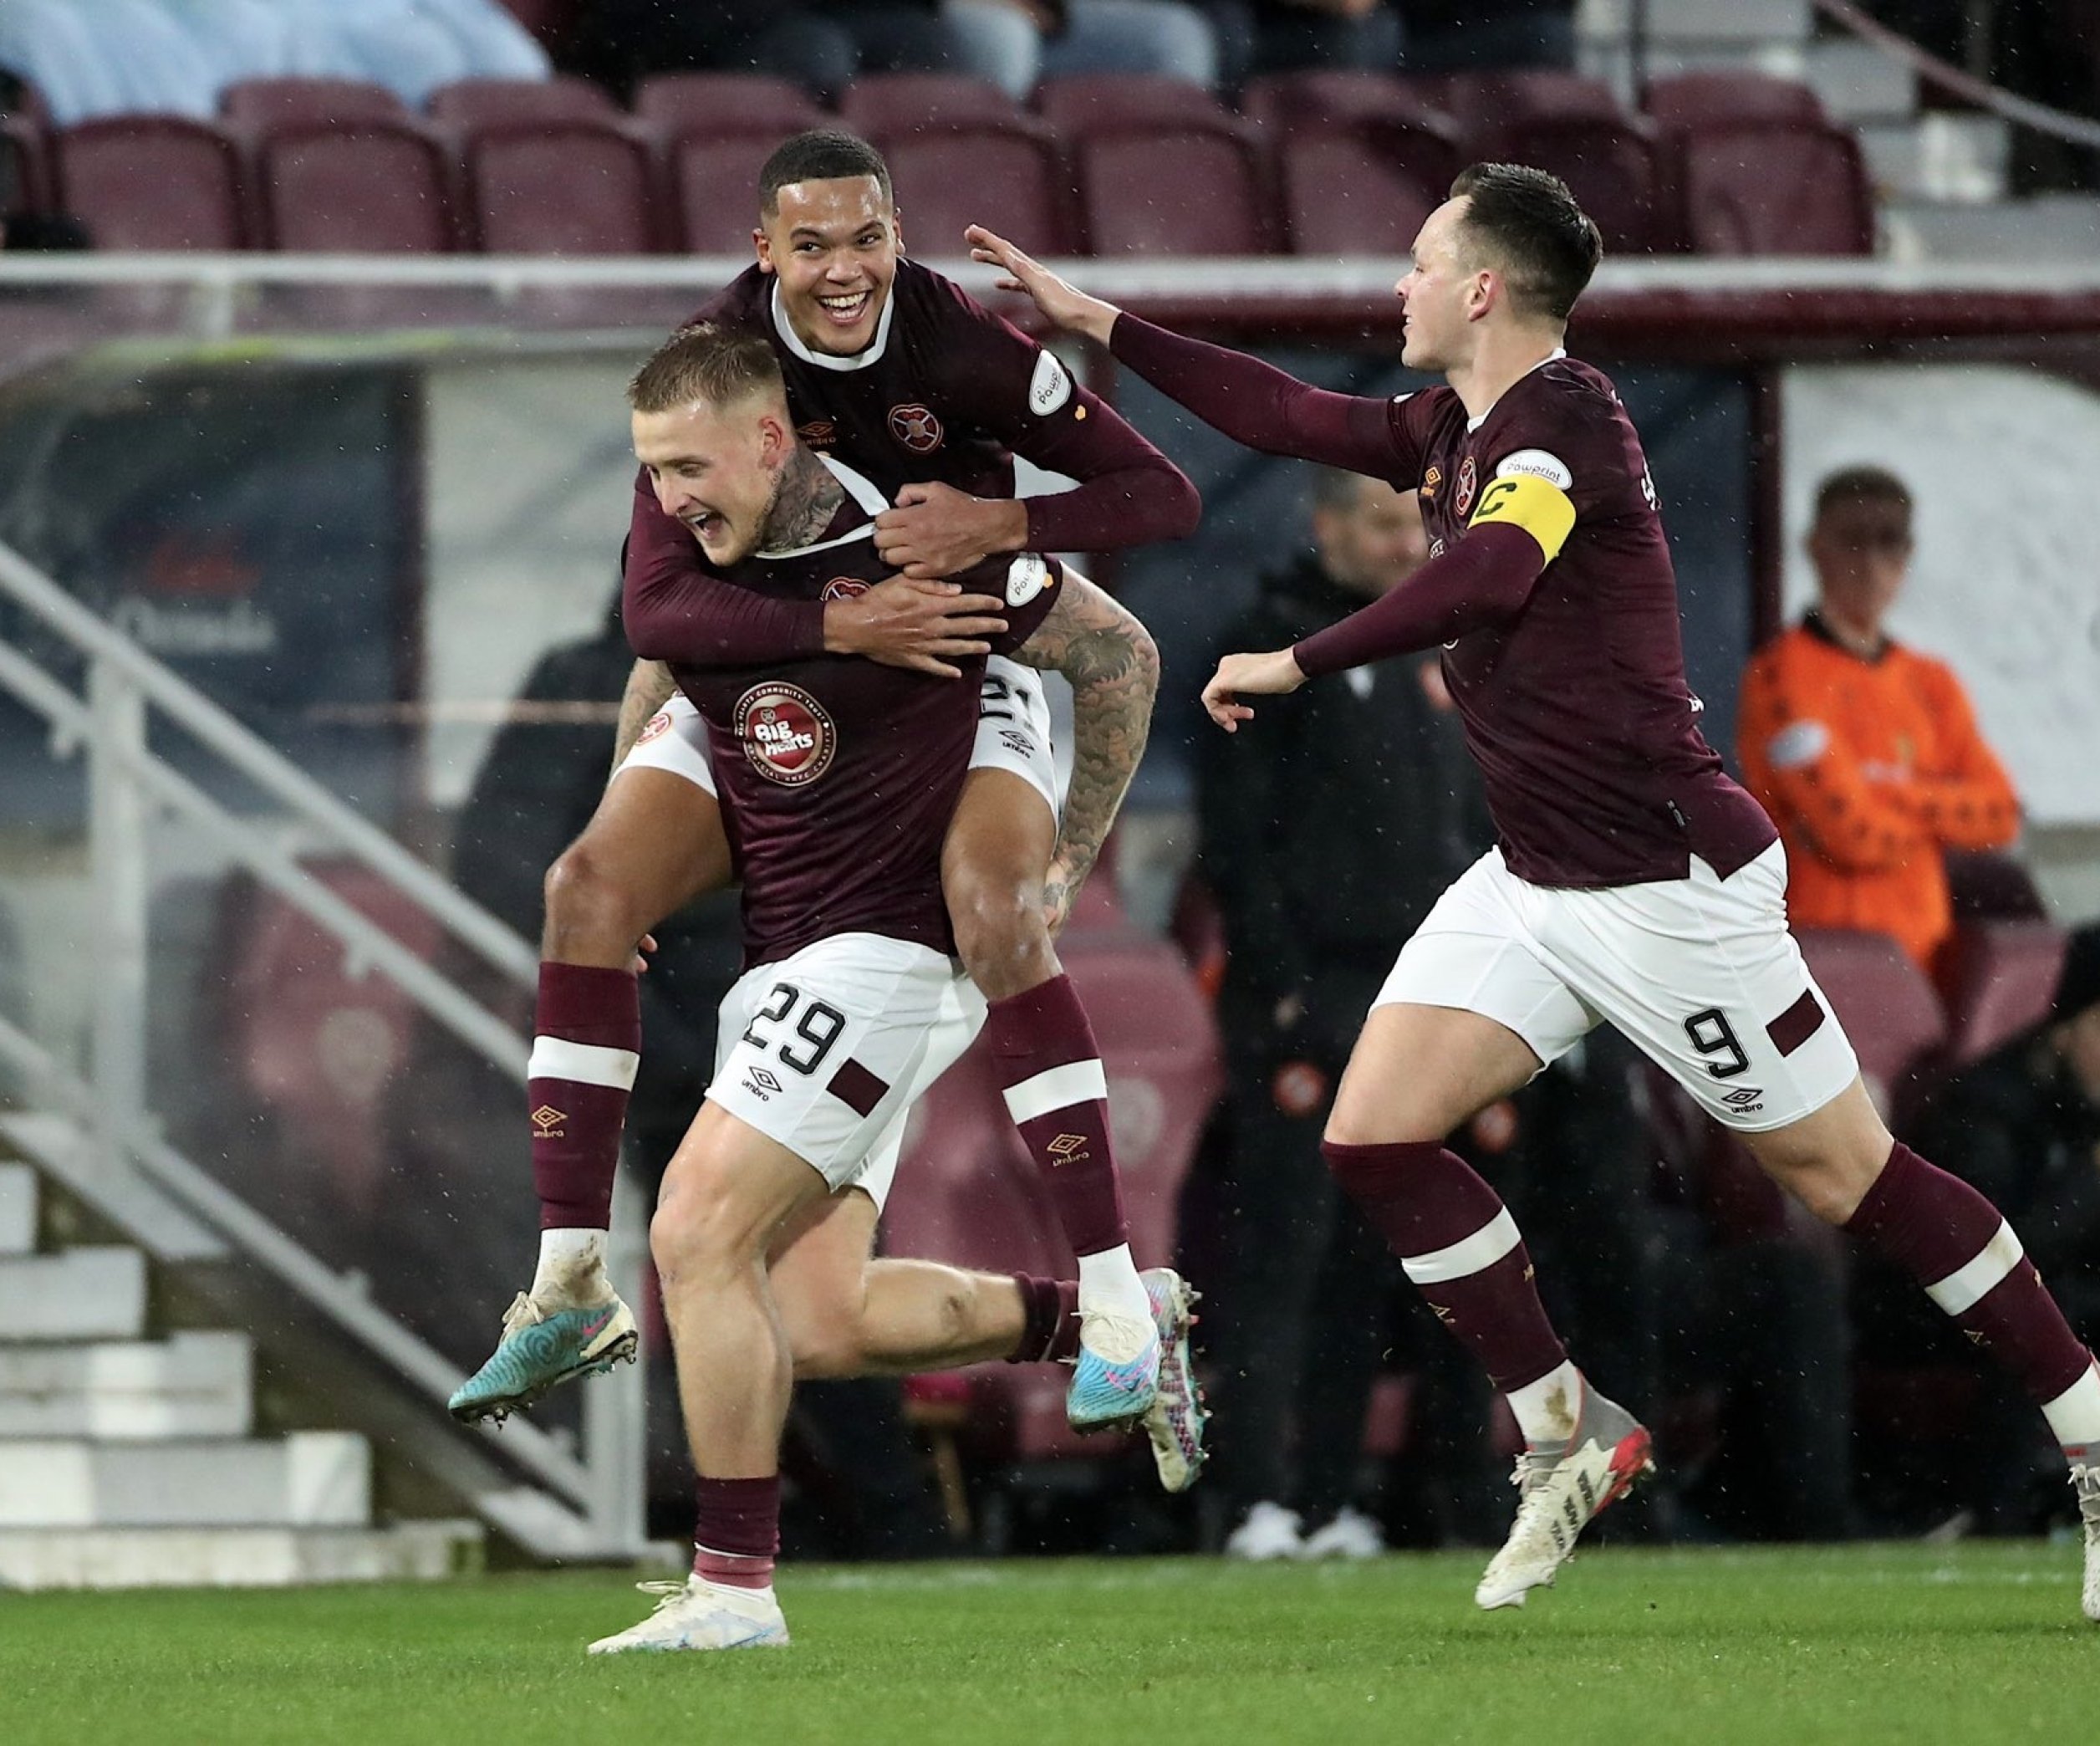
[621,476,827,668]
[1108,314,1424,480]
[1911,663,2021,850]
[1292,523,1544,677]
[1737,643,1928,875]
[1012,389,1200,554]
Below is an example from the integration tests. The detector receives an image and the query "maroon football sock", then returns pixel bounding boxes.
[528,962,641,1232]
[985,975,1129,1259]
[1843,1141,2094,1405]
[1325,1139,1568,1393]
[1007,1274,1082,1364]
[691,1474,779,1590]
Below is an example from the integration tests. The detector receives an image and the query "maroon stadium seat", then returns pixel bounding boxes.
[1935,919,2067,1069]
[3,111,53,215]
[1476,112,1672,252]
[1036,72,1235,134]
[1278,125,1454,256]
[668,130,779,254]
[252,120,456,253]
[1437,69,1622,132]
[840,73,1019,135]
[462,118,658,253]
[1239,69,1451,135]
[881,905,1221,1465]
[1945,848,2047,922]
[1795,927,1946,1116]
[877,122,1075,258]
[1644,70,1825,135]
[427,74,616,128]
[220,78,407,128]
[54,118,247,249]
[635,72,823,135]
[1072,120,1272,256]
[1676,120,1874,255]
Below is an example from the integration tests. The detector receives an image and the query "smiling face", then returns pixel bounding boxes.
[632,391,791,568]
[755,175,901,356]
[1394,197,1484,374]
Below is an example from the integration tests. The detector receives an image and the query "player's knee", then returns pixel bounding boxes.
[947,871,1050,995]
[649,1163,761,1287]
[542,843,645,957]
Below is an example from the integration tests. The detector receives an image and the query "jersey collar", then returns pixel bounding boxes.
[769,277,896,372]
[1465,347,1568,433]
[755,455,888,560]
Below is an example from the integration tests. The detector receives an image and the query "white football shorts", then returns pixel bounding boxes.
[1377,840,1859,1131]
[617,655,1058,818]
[706,932,986,1208]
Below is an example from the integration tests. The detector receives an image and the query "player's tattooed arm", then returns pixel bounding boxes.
[610,658,677,776]
[1009,575,1160,932]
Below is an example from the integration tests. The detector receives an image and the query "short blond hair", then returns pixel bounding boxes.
[627,323,784,416]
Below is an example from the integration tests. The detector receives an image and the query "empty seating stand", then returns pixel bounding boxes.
[54,116,247,249]
[219,79,406,129]
[875,120,1074,259]
[426,74,616,128]
[460,116,658,254]
[249,120,456,253]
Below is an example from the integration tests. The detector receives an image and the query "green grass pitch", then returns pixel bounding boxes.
[1,1542,2090,1745]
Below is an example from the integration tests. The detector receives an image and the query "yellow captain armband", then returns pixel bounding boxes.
[1467,470,1577,562]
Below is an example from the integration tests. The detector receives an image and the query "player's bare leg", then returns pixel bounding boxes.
[591,1102,823,1654]
[1323,1002,1652,1609]
[942,765,1183,1445]
[450,768,731,1424]
[1743,1075,2100,1621]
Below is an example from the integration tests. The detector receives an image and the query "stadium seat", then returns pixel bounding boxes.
[877,122,1075,258]
[461,118,659,253]
[1644,70,1826,135]
[1945,848,2047,922]
[1036,73,1236,135]
[668,130,782,254]
[2,110,54,216]
[54,117,247,249]
[1475,112,1673,253]
[1934,919,2067,1070]
[252,120,456,253]
[1795,927,1946,1117]
[427,74,616,128]
[1071,120,1273,256]
[1239,69,1451,136]
[1437,68,1622,136]
[219,79,407,129]
[1277,125,1453,256]
[840,73,1019,135]
[1675,120,1875,256]
[635,72,823,135]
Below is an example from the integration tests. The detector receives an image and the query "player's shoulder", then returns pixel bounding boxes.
[1505,356,1627,436]
[690,263,769,330]
[893,256,1001,331]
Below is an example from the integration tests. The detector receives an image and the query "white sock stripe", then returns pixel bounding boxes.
[1002,1058,1108,1125]
[528,1036,640,1091]
[2042,1362,2100,1424]
[1925,1219,2025,1316]
[1401,1207,1522,1286]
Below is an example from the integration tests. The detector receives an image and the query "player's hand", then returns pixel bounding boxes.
[965,224,1120,346]
[1201,648,1307,731]
[874,482,1028,580]
[1041,855,1083,937]
[823,574,1007,679]
[631,932,657,976]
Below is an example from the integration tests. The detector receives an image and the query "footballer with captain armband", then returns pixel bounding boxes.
[970,160,2100,1623]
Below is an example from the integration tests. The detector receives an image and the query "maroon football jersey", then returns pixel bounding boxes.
[624,460,1061,968]
[1392,360,1773,886]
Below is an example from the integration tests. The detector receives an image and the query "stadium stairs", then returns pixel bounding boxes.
[0,1126,484,1590]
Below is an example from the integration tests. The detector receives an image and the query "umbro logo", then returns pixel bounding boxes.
[750,1068,782,1095]
[530,1105,566,1138]
[1047,1133,1089,1164]
[1720,1086,1766,1109]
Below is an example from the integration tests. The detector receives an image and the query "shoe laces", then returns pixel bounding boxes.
[634,1578,696,1612]
[1079,1307,1155,1366]
[498,1291,546,1336]
[2072,1463,2100,1527]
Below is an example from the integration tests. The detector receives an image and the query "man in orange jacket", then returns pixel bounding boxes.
[1739,466,2020,977]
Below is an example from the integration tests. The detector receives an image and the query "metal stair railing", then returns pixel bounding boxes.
[0,535,647,1560]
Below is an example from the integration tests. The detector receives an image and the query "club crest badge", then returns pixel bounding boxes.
[888,403,944,453]
[1454,454,1478,518]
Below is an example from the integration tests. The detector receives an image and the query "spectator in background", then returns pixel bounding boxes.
[1738,466,2020,980]
[1195,470,1490,1559]
[1400,0,1575,73]
[572,0,980,100]
[1198,0,1402,89]
[1906,925,2100,1533]
[945,0,1221,97]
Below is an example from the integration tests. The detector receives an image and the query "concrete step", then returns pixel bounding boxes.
[1883,193,2100,263]
[0,1330,252,1439]
[0,1163,33,1256]
[0,1431,370,1528]
[1858,113,2011,204]
[0,1519,484,1590]
[0,1248,148,1340]
[1579,0,1811,45]
[1806,38,1918,124]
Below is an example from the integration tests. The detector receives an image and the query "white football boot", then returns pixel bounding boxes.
[2072,1458,2100,1624]
[587,1576,790,1654]
[1224,1500,1304,1561]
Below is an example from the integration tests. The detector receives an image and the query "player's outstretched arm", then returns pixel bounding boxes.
[968,225,1406,477]
[1008,575,1160,932]
[1200,649,1306,733]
